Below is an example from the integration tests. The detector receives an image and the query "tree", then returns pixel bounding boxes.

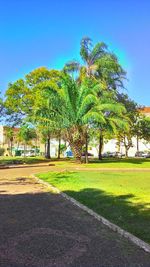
[17,125,37,157]
[4,68,61,125]
[5,127,14,156]
[36,73,127,162]
[135,116,150,149]
[116,93,139,157]
[4,37,128,162]
[64,37,108,78]
[64,37,126,162]
[89,89,127,160]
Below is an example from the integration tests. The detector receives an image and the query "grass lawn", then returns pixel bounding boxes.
[0,156,150,168]
[53,157,150,169]
[38,170,150,243]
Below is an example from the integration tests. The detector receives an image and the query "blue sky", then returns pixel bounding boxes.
[0,0,150,105]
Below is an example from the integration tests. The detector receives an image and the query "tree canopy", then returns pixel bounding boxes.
[4,37,149,161]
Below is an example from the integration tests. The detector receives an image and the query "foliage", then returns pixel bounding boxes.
[4,37,139,161]
[5,127,14,141]
[60,144,67,153]
[17,125,37,157]
[5,127,14,155]
[116,93,140,156]
[137,116,150,142]
[0,147,5,156]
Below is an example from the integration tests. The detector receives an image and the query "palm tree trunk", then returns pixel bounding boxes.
[69,140,83,163]
[58,137,61,159]
[85,132,88,163]
[98,130,103,160]
[67,127,84,163]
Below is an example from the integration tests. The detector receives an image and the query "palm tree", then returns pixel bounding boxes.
[37,72,126,162]
[64,37,108,78]
[84,88,128,160]
[64,37,126,162]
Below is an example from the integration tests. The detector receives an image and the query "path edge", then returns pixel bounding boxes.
[33,175,150,254]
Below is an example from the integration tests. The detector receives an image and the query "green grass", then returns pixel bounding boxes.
[0,156,150,168]
[53,157,150,169]
[0,156,50,165]
[38,170,150,243]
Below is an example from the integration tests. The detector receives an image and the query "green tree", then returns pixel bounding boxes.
[17,125,37,157]
[4,68,61,125]
[4,38,129,162]
[64,37,108,78]
[135,116,150,149]
[116,93,139,157]
[64,37,126,162]
[5,127,14,156]
[37,74,126,162]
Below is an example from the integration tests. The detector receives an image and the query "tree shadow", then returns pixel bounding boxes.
[63,187,150,243]
[0,188,150,266]
[0,177,40,186]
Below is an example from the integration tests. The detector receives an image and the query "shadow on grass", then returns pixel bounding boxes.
[63,187,150,244]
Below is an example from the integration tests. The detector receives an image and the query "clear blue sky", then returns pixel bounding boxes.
[0,0,150,105]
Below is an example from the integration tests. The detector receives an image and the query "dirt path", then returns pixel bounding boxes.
[0,165,150,267]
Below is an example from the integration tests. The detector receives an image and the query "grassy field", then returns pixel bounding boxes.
[0,156,150,168]
[52,157,150,169]
[38,170,150,243]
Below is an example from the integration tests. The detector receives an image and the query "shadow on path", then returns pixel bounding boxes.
[0,188,150,267]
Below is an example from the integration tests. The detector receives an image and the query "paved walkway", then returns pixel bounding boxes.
[0,165,150,267]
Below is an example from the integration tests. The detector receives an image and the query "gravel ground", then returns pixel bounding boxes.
[0,166,150,267]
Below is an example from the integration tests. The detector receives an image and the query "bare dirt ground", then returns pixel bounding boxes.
[0,164,150,267]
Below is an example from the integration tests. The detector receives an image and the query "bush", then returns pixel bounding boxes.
[0,148,5,156]
[15,150,21,156]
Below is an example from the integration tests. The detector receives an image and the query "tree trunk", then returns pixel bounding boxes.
[10,140,13,156]
[70,142,83,163]
[44,142,47,158]
[58,137,61,159]
[85,132,88,164]
[137,134,139,152]
[46,137,51,159]
[24,144,26,157]
[67,127,85,163]
[125,146,128,157]
[98,130,103,160]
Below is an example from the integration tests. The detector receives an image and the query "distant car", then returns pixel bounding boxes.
[102,152,109,158]
[135,151,144,157]
[135,151,150,158]
[21,151,36,157]
[102,152,114,158]
[81,152,94,157]
[113,152,125,158]
[102,152,125,158]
